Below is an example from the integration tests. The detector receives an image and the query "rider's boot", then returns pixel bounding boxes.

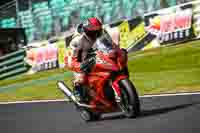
[74,85,88,103]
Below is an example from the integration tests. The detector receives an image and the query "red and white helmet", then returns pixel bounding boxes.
[83,17,103,40]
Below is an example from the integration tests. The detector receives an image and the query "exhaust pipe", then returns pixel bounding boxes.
[57,81,77,101]
[57,81,95,109]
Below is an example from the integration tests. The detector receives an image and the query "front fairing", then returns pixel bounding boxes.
[93,30,114,54]
[88,31,120,74]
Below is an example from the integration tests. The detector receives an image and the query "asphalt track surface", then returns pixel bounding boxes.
[0,94,200,133]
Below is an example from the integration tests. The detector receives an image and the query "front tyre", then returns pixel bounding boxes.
[119,79,140,118]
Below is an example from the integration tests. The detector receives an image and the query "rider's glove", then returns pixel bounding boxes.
[80,57,96,73]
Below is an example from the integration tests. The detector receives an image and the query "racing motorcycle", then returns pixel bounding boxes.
[57,33,140,122]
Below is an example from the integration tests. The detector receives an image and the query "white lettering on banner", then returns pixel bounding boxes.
[26,44,58,72]
[159,10,192,33]
[174,32,178,39]
[186,29,190,37]
[146,7,192,43]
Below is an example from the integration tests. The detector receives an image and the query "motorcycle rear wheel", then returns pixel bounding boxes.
[79,108,101,122]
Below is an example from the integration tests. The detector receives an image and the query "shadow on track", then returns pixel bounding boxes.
[98,102,199,121]
[139,102,199,118]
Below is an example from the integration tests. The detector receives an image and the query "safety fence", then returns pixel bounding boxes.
[0,49,29,80]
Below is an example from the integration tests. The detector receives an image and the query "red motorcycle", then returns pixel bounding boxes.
[57,35,140,121]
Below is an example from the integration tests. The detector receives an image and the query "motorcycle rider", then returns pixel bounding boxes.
[65,17,128,103]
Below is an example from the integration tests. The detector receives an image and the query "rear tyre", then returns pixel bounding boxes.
[91,112,101,121]
[119,79,140,118]
[79,108,101,122]
[80,109,92,122]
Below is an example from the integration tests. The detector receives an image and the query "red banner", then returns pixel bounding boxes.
[26,44,58,72]
[145,4,193,43]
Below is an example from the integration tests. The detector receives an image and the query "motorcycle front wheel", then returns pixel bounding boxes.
[119,78,141,118]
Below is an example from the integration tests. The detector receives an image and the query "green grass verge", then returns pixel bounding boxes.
[0,40,200,102]
[128,40,200,94]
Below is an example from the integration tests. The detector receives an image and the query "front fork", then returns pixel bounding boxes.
[111,75,128,112]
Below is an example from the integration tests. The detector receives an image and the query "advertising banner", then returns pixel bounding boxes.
[118,17,147,49]
[25,43,58,73]
[144,4,193,44]
[192,1,200,38]
[117,17,159,52]
[56,38,67,68]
